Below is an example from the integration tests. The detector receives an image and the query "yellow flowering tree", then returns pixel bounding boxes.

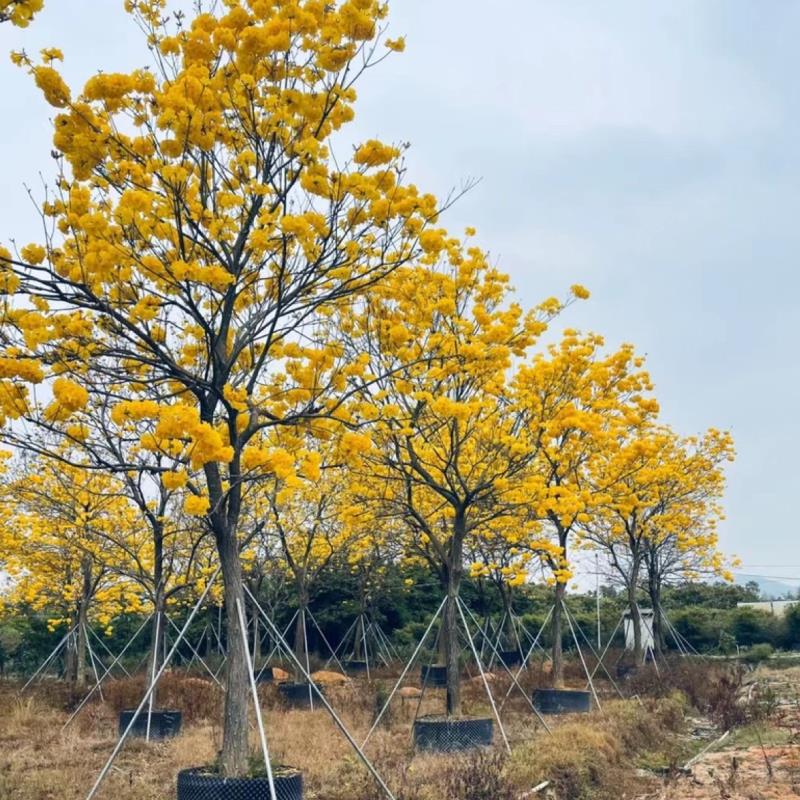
[256,434,356,678]
[642,505,735,652]
[344,255,579,715]
[2,392,221,701]
[581,426,734,662]
[0,453,139,688]
[514,332,658,686]
[467,522,541,657]
[0,0,429,774]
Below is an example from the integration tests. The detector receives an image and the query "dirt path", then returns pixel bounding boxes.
[642,664,800,799]
[646,745,800,799]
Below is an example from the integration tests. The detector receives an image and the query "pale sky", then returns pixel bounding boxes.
[2,1,798,587]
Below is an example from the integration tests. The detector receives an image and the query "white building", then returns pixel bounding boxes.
[623,608,655,652]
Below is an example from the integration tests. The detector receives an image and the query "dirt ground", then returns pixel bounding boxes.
[637,665,800,800]
[1,660,798,799]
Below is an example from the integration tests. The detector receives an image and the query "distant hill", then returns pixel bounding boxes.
[736,574,799,600]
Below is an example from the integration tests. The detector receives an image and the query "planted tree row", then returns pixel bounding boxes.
[0,0,733,783]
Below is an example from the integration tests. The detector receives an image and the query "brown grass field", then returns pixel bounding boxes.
[0,661,797,800]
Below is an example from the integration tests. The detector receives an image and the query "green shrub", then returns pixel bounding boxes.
[742,642,774,663]
[732,608,782,647]
[718,630,737,655]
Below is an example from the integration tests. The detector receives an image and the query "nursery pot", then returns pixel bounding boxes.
[177,766,302,800]
[119,709,182,739]
[413,715,494,752]
[419,663,448,687]
[344,659,369,674]
[616,662,638,680]
[497,649,524,667]
[532,688,591,714]
[256,666,274,683]
[277,682,324,709]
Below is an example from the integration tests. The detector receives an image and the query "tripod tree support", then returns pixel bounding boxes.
[235,598,278,800]
[63,614,153,730]
[84,567,220,800]
[362,596,447,748]
[456,598,511,752]
[245,586,396,800]
[19,624,77,694]
[166,615,224,689]
[459,601,552,734]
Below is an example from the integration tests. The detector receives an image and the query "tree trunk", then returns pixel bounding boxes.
[500,584,516,649]
[443,578,461,716]
[63,625,76,685]
[148,522,165,708]
[249,591,261,664]
[74,608,87,690]
[354,614,365,661]
[550,524,569,688]
[217,525,250,778]
[148,593,165,709]
[74,554,92,690]
[293,580,309,682]
[627,580,643,664]
[551,580,566,688]
[444,513,465,717]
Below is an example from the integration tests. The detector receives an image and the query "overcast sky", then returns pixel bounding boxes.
[2,1,798,587]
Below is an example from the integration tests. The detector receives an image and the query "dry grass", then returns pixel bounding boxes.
[0,670,688,800]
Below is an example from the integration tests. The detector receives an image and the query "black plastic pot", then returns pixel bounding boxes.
[419,664,448,687]
[119,709,182,739]
[532,688,591,714]
[344,659,369,674]
[277,682,324,709]
[616,662,637,680]
[497,649,524,667]
[177,766,302,800]
[256,666,274,683]
[413,715,494,752]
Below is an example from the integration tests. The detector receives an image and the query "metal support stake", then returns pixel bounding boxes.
[255,609,298,682]
[456,598,511,753]
[301,607,313,711]
[20,625,76,693]
[500,606,553,709]
[166,615,224,688]
[562,599,601,711]
[245,587,396,800]
[660,605,704,659]
[366,622,391,667]
[373,622,399,661]
[460,601,551,733]
[235,598,277,800]
[489,611,508,669]
[561,603,625,699]
[63,614,152,729]
[362,596,448,746]
[83,626,105,703]
[184,624,206,671]
[325,616,358,669]
[306,607,348,675]
[586,611,624,685]
[639,613,663,676]
[88,627,132,678]
[146,610,161,742]
[361,615,371,680]
[85,568,219,800]
[511,614,526,666]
